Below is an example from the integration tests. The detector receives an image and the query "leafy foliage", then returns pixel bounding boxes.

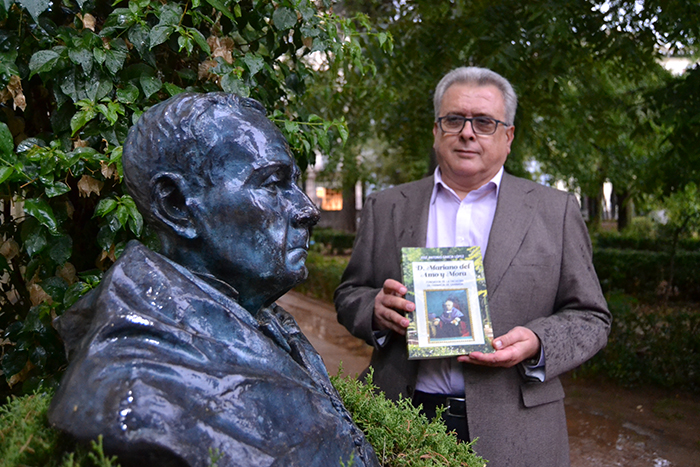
[332,370,485,467]
[0,390,121,466]
[576,293,700,394]
[0,0,386,399]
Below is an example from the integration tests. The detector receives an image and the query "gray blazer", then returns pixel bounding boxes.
[335,173,611,466]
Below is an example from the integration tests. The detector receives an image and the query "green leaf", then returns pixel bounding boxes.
[243,54,264,77]
[49,234,73,264]
[28,49,60,77]
[1,349,28,379]
[128,210,143,236]
[117,83,140,103]
[64,282,92,308]
[272,7,297,31]
[23,198,59,234]
[140,75,162,99]
[205,0,235,21]
[45,181,70,198]
[163,82,185,97]
[70,109,95,136]
[150,25,175,48]
[18,0,51,22]
[94,198,118,217]
[68,47,94,75]
[188,28,211,55]
[20,218,47,257]
[221,73,249,96]
[0,121,13,156]
[104,48,127,75]
[115,204,129,228]
[0,166,14,184]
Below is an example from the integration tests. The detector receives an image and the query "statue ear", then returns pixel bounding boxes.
[151,173,198,240]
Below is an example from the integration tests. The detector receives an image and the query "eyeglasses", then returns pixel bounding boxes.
[436,115,510,135]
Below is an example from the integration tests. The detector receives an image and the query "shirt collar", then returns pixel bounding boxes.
[430,166,504,205]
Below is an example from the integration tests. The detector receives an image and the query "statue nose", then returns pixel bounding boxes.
[293,204,320,228]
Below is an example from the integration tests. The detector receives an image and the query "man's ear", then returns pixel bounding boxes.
[151,173,198,240]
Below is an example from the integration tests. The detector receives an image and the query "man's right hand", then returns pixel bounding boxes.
[373,279,414,335]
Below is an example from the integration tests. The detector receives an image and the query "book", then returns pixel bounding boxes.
[401,246,495,359]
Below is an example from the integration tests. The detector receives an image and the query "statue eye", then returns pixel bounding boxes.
[261,171,284,189]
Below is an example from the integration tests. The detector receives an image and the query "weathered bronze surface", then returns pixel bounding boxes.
[48,93,379,467]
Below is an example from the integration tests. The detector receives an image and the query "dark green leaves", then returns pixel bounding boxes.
[23,198,58,235]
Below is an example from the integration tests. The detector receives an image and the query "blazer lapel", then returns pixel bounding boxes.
[484,173,538,297]
[394,177,432,249]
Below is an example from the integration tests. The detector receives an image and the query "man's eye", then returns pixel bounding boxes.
[261,173,283,188]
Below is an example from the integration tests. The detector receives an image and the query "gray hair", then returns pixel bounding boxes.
[433,67,518,125]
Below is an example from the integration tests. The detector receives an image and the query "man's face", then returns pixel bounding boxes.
[433,83,515,196]
[191,111,319,310]
[444,300,454,312]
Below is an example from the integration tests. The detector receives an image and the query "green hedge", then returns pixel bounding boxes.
[593,248,700,301]
[576,293,700,394]
[294,250,350,303]
[591,231,700,252]
[311,228,357,255]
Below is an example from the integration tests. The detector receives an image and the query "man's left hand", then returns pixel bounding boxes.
[457,326,540,368]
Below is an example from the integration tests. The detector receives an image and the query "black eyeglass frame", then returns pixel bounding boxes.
[436,115,511,135]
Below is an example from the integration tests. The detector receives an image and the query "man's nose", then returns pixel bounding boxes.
[460,119,476,140]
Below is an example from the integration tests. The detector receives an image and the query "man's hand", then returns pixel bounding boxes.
[373,279,414,335]
[457,326,540,368]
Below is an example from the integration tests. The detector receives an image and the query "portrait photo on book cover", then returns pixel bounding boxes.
[424,289,474,342]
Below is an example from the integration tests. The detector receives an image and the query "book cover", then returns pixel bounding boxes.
[401,246,495,359]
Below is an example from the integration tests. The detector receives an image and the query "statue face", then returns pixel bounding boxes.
[191,111,319,312]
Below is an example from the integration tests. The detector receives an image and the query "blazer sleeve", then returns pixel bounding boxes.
[526,194,612,380]
[334,194,392,346]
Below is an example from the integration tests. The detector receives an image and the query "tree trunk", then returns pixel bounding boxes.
[340,182,357,233]
[616,188,633,232]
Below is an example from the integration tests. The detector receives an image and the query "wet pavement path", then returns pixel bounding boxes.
[279,291,700,466]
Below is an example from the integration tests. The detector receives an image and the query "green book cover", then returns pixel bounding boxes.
[401,246,495,359]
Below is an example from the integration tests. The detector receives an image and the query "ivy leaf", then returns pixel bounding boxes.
[150,25,174,48]
[68,47,93,75]
[18,0,51,22]
[0,166,14,184]
[23,198,59,234]
[221,73,249,96]
[64,282,92,308]
[243,54,264,77]
[0,121,13,156]
[115,204,129,228]
[205,0,235,21]
[20,219,47,256]
[272,7,297,31]
[94,198,117,217]
[140,75,162,99]
[104,48,127,75]
[1,349,28,379]
[188,28,210,55]
[28,49,60,77]
[45,181,70,198]
[163,82,184,97]
[117,83,139,103]
[49,234,73,265]
[70,108,96,135]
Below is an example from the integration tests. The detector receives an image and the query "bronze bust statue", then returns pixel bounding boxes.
[48,93,379,467]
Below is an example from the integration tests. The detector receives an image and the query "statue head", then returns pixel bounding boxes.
[122,93,320,314]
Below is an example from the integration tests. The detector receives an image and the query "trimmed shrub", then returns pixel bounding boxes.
[593,248,700,301]
[312,228,357,255]
[576,293,700,394]
[294,250,349,303]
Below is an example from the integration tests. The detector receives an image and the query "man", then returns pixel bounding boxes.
[49,93,379,467]
[335,67,611,466]
[432,299,468,339]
